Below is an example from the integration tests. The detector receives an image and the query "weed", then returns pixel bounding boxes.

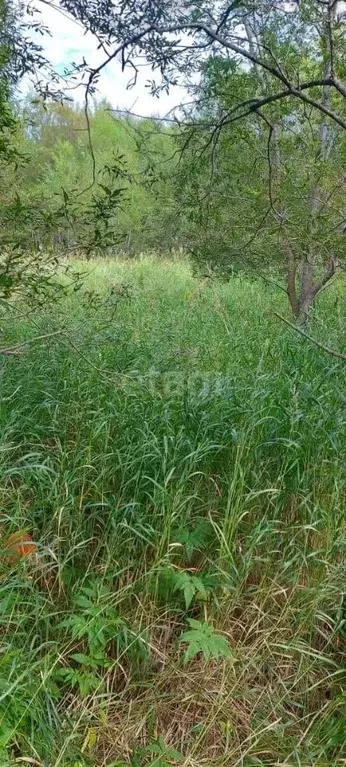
[179,618,232,663]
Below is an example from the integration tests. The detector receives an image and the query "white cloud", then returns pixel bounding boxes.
[27,2,189,117]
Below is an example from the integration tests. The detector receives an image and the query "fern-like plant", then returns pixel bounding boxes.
[179,619,232,664]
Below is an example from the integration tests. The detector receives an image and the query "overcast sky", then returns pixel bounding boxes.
[30,2,188,117]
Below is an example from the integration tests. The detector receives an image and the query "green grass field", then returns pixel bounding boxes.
[1,257,346,766]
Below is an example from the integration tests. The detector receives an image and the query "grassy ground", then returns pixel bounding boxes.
[0,257,346,767]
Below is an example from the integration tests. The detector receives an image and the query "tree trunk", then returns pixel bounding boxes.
[296,293,315,324]
[287,253,337,323]
[287,248,299,319]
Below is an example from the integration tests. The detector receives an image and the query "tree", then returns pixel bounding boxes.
[0,4,128,303]
[7,99,182,255]
[45,0,346,319]
[2,0,346,318]
[176,54,346,321]
[0,1,67,303]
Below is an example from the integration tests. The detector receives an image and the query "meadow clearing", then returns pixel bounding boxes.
[0,257,346,767]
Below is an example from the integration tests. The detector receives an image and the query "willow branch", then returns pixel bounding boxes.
[0,329,63,355]
[274,312,346,361]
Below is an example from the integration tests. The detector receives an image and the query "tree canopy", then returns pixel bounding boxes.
[1,0,346,318]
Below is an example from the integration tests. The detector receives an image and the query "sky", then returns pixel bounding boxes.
[29,1,189,118]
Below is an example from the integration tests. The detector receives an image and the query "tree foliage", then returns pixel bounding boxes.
[2,0,346,318]
[46,0,346,319]
[3,99,184,255]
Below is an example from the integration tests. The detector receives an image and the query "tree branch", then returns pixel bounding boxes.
[274,312,346,361]
[84,18,346,129]
[286,246,299,317]
[312,253,338,295]
[0,330,63,355]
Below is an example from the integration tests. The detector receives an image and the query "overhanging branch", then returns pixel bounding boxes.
[81,16,346,135]
[274,312,346,361]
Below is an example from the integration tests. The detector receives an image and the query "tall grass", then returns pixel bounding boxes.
[0,257,345,766]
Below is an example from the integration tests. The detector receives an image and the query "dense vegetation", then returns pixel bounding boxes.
[4,99,184,255]
[2,0,346,318]
[1,1,346,765]
[1,258,346,767]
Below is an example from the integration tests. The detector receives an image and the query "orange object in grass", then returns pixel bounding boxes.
[4,530,37,560]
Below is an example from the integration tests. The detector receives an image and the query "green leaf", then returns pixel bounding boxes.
[191,576,208,601]
[74,594,95,610]
[173,571,210,609]
[173,571,195,608]
[186,618,203,630]
[179,619,232,664]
